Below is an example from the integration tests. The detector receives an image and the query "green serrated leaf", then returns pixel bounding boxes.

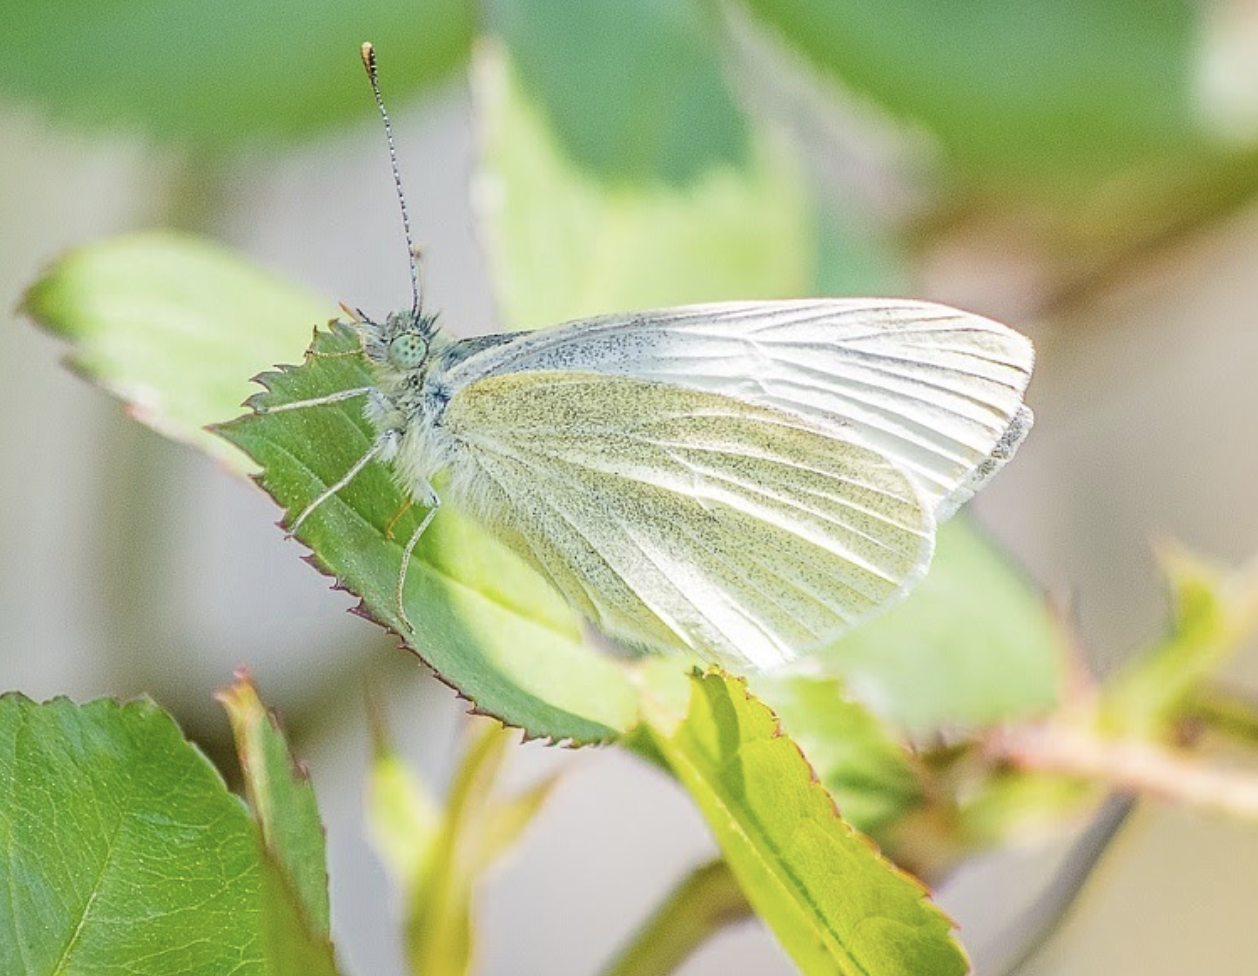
[23,231,639,742]
[215,324,640,744]
[749,672,924,835]
[259,853,342,976]
[641,671,967,976]
[21,231,338,472]
[220,675,331,935]
[0,1,472,142]
[737,0,1204,187]
[0,695,263,976]
[814,517,1062,735]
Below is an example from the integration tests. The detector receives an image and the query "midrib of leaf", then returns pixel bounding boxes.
[51,810,123,976]
[661,739,872,976]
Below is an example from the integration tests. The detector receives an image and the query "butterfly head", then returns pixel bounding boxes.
[360,307,442,374]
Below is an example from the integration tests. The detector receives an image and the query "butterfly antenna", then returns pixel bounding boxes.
[360,42,423,316]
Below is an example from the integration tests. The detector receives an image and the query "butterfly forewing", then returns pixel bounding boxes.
[442,300,1034,516]
[436,371,933,669]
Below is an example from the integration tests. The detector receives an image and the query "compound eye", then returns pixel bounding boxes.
[387,332,428,369]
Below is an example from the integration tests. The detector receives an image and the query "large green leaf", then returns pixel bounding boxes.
[21,231,337,471]
[0,695,263,976]
[737,0,1205,186]
[814,518,1062,735]
[487,0,749,185]
[476,41,813,330]
[640,671,967,976]
[216,324,640,743]
[0,1,472,142]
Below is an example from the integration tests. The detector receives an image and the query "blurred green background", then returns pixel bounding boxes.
[4,1,1258,973]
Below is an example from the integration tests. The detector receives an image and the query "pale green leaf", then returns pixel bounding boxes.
[21,231,337,472]
[476,42,813,331]
[367,752,443,887]
[1104,544,1258,736]
[641,671,967,976]
[398,720,553,976]
[815,518,1062,735]
[220,675,331,935]
[749,672,924,834]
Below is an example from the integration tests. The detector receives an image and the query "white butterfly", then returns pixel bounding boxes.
[263,43,1034,672]
[269,298,1033,671]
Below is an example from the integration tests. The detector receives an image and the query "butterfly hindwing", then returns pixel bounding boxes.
[435,370,933,669]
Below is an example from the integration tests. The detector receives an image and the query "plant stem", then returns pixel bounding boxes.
[994,722,1258,822]
[1186,686,1258,747]
[599,859,753,976]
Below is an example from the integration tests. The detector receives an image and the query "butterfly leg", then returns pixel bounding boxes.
[395,485,440,632]
[257,386,375,414]
[287,430,398,537]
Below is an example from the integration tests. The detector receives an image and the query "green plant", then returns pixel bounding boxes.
[7,2,1258,974]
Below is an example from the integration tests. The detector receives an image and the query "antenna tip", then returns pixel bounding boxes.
[360,42,376,74]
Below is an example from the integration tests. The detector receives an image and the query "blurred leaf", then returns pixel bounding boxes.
[0,1,472,142]
[366,719,556,976]
[600,859,753,976]
[367,752,443,885]
[954,765,1102,855]
[814,518,1062,735]
[749,672,923,834]
[217,324,640,744]
[813,208,911,297]
[641,671,967,976]
[476,41,814,330]
[0,695,263,976]
[1103,544,1258,737]
[220,675,331,936]
[474,776,557,875]
[21,231,337,471]
[486,0,748,184]
[736,0,1205,186]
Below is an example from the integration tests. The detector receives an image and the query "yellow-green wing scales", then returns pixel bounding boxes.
[439,371,933,669]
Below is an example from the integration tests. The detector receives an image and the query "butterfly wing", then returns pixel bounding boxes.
[436,371,933,669]
[444,299,1034,518]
